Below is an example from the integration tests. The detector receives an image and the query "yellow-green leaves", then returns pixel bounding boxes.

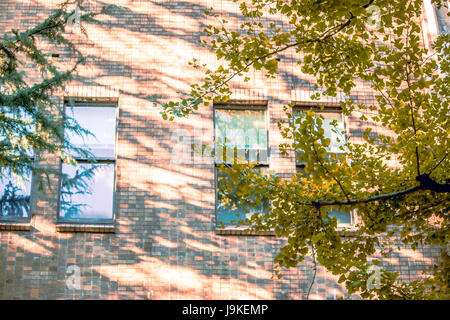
[158,0,450,300]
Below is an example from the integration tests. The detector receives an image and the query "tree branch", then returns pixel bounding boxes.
[311,174,449,208]
[312,185,422,207]
[307,244,317,300]
[404,21,421,176]
[175,7,360,112]
[310,129,352,202]
[428,153,448,175]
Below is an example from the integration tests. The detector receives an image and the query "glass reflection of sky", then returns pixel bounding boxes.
[435,5,449,35]
[60,163,114,221]
[0,170,32,218]
[216,167,268,226]
[294,111,346,154]
[327,207,352,225]
[215,109,267,163]
[65,106,116,158]
[321,112,346,153]
[296,164,352,225]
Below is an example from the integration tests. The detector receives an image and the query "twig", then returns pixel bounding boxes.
[307,244,317,300]
[428,153,448,175]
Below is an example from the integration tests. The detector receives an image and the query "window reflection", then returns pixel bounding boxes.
[297,166,353,226]
[215,109,268,164]
[293,109,346,160]
[327,207,352,225]
[216,166,269,226]
[294,111,352,226]
[60,104,116,223]
[319,112,346,154]
[214,107,269,228]
[65,106,116,159]
[435,4,449,35]
[0,170,32,219]
[59,163,114,221]
[0,106,33,220]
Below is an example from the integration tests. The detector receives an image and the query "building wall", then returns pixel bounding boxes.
[0,0,445,299]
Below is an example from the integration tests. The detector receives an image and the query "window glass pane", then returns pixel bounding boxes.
[320,112,346,153]
[327,207,352,225]
[293,110,346,158]
[59,163,114,221]
[0,170,31,219]
[435,5,449,35]
[296,166,353,226]
[216,166,268,226]
[215,109,267,164]
[295,165,308,177]
[1,106,35,158]
[0,106,34,124]
[65,106,116,158]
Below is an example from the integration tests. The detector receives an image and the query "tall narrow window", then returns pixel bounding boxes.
[214,106,269,227]
[0,107,34,221]
[293,107,353,226]
[434,3,449,36]
[58,104,117,223]
[294,108,346,165]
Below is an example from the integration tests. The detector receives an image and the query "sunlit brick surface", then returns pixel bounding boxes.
[0,0,444,299]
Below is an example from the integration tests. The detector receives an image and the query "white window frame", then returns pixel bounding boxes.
[293,104,355,228]
[57,101,118,225]
[213,103,270,230]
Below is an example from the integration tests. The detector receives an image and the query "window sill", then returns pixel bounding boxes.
[56,223,115,233]
[215,227,275,236]
[0,221,31,231]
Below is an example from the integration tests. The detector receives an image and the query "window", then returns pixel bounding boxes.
[0,106,34,222]
[214,107,269,228]
[293,107,354,227]
[58,104,117,223]
[293,107,346,165]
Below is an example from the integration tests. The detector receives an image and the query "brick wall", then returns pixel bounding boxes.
[0,0,444,299]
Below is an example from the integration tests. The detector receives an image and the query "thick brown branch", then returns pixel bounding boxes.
[311,174,450,208]
[416,174,450,193]
[312,185,422,207]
